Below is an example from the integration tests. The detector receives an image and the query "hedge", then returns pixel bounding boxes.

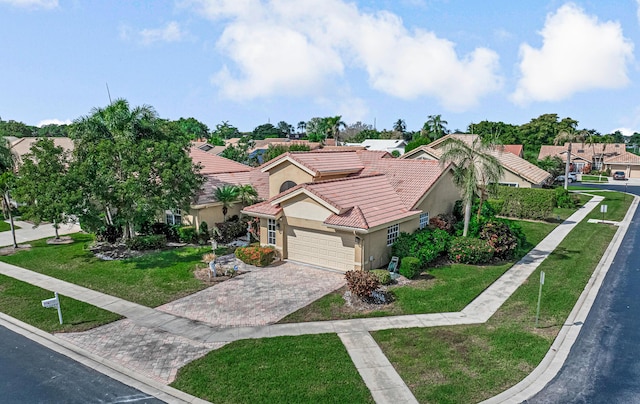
[125,234,167,251]
[494,187,555,220]
[448,237,494,265]
[235,246,276,266]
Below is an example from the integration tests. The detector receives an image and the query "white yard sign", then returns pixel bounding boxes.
[41,292,63,324]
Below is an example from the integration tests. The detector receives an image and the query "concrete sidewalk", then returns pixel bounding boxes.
[0,219,81,247]
[0,193,624,404]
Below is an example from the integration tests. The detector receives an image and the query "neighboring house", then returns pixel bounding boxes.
[10,137,75,166]
[345,139,407,155]
[191,141,227,155]
[241,150,460,272]
[603,151,640,179]
[538,142,626,173]
[176,147,269,230]
[403,134,551,188]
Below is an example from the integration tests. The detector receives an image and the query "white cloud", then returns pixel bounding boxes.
[611,127,634,137]
[512,3,634,105]
[185,0,503,111]
[0,0,57,9]
[138,21,187,45]
[37,118,71,127]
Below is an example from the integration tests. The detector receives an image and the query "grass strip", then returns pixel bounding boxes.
[0,273,121,332]
[372,200,619,403]
[582,190,632,222]
[171,334,374,404]
[0,233,211,307]
[0,221,20,232]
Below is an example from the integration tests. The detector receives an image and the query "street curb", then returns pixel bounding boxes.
[0,312,210,404]
[481,194,639,403]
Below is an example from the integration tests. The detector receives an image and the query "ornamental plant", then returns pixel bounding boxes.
[345,270,379,298]
[448,237,494,265]
[399,257,421,279]
[479,219,519,260]
[234,246,275,266]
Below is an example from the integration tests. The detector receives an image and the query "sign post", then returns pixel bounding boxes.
[535,271,545,328]
[600,204,608,223]
[41,292,63,325]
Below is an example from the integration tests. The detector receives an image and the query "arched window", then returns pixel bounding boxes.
[279,180,297,193]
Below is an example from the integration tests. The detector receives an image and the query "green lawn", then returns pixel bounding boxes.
[0,221,20,232]
[372,201,620,403]
[581,174,609,183]
[0,233,211,307]
[171,334,374,404]
[582,191,632,222]
[280,220,558,324]
[0,274,121,332]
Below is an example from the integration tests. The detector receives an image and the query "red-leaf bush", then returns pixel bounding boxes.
[479,219,519,260]
[234,246,276,266]
[448,237,494,265]
[345,270,379,298]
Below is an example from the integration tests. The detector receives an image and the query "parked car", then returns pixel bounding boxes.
[613,171,627,180]
[555,173,577,183]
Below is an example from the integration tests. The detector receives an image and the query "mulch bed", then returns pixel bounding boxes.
[46,236,74,245]
[0,244,31,256]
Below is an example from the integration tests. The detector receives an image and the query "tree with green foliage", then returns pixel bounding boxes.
[14,138,77,239]
[277,121,294,136]
[236,184,259,206]
[297,121,306,134]
[36,124,69,137]
[423,115,449,140]
[263,143,310,162]
[404,136,431,153]
[519,114,578,148]
[171,117,210,140]
[253,123,282,139]
[0,172,18,248]
[69,99,204,239]
[324,116,346,144]
[211,121,240,140]
[554,129,586,190]
[393,119,406,134]
[468,120,520,145]
[220,136,254,164]
[214,185,239,221]
[0,119,35,138]
[536,156,564,178]
[439,137,503,237]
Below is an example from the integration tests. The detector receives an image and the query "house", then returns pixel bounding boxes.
[9,137,75,166]
[345,139,408,155]
[403,134,551,188]
[538,142,626,173]
[603,151,640,179]
[176,147,269,229]
[241,150,460,271]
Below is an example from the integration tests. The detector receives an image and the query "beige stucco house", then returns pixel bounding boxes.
[241,150,460,272]
[403,134,551,188]
[538,142,627,174]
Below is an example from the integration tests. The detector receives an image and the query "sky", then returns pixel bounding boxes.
[1,0,640,136]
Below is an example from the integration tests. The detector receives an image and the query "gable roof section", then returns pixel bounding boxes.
[538,143,626,161]
[10,137,75,164]
[194,168,269,206]
[189,146,252,175]
[604,151,640,165]
[499,144,523,157]
[261,150,365,177]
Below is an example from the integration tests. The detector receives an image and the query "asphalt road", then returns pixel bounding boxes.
[528,183,640,403]
[0,325,164,404]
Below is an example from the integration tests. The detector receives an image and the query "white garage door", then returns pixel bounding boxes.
[287,227,355,271]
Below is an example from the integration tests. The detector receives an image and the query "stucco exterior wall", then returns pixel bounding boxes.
[499,169,533,188]
[184,204,243,231]
[267,161,314,197]
[413,170,460,220]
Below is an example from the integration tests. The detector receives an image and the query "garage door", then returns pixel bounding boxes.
[287,227,355,271]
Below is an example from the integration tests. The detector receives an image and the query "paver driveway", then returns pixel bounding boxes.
[57,260,346,383]
[157,261,346,328]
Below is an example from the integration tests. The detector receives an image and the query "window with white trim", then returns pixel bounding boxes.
[267,219,276,245]
[387,223,399,246]
[165,209,182,225]
[419,212,429,229]
[498,182,519,188]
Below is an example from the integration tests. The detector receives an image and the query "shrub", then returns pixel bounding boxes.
[214,220,247,244]
[554,188,578,209]
[96,224,122,243]
[391,228,451,268]
[448,237,494,264]
[125,234,166,250]
[371,269,391,285]
[399,257,421,279]
[149,222,179,242]
[494,187,555,220]
[198,221,210,244]
[345,270,379,298]
[178,226,198,243]
[429,213,456,233]
[234,245,275,266]
[487,199,505,215]
[479,220,519,260]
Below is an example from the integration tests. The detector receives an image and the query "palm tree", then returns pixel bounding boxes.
[324,116,346,144]
[0,137,17,248]
[554,130,586,190]
[214,185,239,221]
[393,119,406,134]
[423,114,449,140]
[236,184,259,206]
[439,137,503,237]
[297,121,306,135]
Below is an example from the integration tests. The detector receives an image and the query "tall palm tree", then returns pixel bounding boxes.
[297,121,306,135]
[324,116,346,144]
[236,184,259,206]
[214,185,239,221]
[393,119,406,134]
[554,130,586,190]
[424,114,449,140]
[439,137,504,237]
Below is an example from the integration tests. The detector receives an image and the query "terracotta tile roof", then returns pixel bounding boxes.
[320,145,367,151]
[499,144,523,157]
[538,143,626,161]
[305,175,418,229]
[405,145,550,185]
[189,146,252,175]
[262,150,366,176]
[241,200,282,217]
[604,151,640,164]
[194,169,269,206]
